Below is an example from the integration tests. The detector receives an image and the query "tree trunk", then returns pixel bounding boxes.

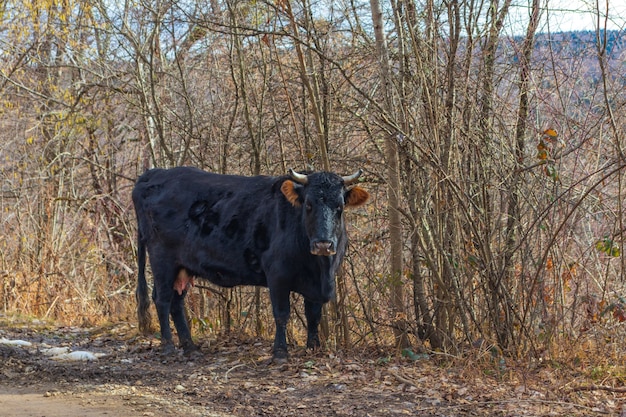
[369,0,409,349]
[499,0,541,350]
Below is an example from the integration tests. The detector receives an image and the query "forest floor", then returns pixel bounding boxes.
[0,316,624,417]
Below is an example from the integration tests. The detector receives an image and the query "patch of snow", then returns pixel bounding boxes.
[0,337,32,347]
[41,347,71,356]
[50,350,105,361]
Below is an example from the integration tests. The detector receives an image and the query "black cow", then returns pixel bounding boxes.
[132,167,369,359]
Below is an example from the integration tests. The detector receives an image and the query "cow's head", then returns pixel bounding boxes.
[281,169,369,256]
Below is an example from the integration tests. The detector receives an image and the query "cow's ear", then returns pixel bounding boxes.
[345,186,369,208]
[281,180,302,207]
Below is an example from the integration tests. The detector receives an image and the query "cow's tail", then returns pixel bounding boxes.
[136,229,152,335]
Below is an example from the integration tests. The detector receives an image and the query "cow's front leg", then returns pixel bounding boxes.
[269,287,291,360]
[304,299,323,350]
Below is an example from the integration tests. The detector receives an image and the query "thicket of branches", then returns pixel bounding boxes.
[1,0,625,360]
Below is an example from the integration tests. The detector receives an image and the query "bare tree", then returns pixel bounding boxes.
[369,0,410,349]
[1,0,626,361]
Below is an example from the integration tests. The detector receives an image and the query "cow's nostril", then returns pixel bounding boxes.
[312,241,335,256]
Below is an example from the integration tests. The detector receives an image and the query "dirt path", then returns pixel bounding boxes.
[0,319,620,416]
[0,386,154,417]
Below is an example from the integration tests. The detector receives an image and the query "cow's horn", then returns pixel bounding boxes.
[288,168,308,184]
[342,169,363,185]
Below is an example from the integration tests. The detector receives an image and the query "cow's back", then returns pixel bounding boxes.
[132,167,291,288]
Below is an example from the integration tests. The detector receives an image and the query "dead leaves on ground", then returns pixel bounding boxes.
[1,320,625,416]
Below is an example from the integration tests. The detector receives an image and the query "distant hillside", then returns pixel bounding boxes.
[533,30,625,56]
[498,30,625,86]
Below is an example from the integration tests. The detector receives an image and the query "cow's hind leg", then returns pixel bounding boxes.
[170,289,198,355]
[304,299,323,350]
[151,261,178,355]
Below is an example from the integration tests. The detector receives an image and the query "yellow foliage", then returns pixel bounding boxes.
[543,128,558,140]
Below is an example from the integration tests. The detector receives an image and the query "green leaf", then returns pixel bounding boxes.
[401,348,429,361]
[595,237,620,257]
[376,356,391,365]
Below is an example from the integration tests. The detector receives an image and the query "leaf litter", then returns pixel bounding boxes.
[0,318,623,416]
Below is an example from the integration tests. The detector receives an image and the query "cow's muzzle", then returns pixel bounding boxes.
[311,241,336,256]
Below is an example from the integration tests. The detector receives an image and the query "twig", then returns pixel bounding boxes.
[223,363,246,382]
[390,370,418,387]
[194,284,228,301]
[568,384,626,393]
[44,296,59,319]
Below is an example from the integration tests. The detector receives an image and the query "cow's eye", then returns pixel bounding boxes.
[336,206,343,215]
[305,201,312,212]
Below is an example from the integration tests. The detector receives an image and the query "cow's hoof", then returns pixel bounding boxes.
[272,348,289,364]
[306,340,321,351]
[180,339,198,352]
[182,343,202,359]
[160,341,176,356]
[271,355,289,365]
